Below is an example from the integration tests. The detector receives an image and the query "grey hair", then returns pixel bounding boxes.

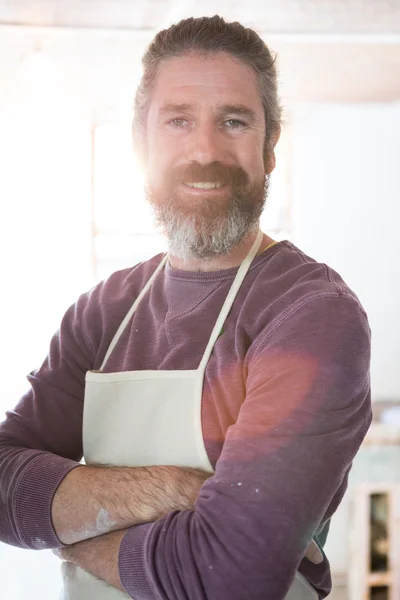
[133,15,282,157]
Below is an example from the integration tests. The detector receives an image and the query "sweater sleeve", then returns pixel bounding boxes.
[118,292,372,600]
[0,290,96,550]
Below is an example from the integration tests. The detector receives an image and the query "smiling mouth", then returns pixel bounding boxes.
[184,182,224,190]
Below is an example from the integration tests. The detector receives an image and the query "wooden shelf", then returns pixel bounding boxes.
[348,485,400,600]
[367,571,393,586]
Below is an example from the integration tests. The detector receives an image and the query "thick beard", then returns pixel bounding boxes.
[146,165,270,261]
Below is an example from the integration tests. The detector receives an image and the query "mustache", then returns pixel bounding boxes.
[168,162,250,188]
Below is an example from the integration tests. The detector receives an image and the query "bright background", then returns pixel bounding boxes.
[0,2,400,599]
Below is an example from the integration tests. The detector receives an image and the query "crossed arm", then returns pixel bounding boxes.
[53,514,324,594]
[50,463,210,592]
[50,463,323,589]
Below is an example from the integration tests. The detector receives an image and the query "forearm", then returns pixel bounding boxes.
[52,464,207,545]
[54,530,126,593]
[54,518,324,599]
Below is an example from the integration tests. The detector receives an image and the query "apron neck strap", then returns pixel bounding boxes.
[100,253,168,370]
[198,229,263,372]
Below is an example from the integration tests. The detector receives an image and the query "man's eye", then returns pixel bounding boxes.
[224,119,246,129]
[168,118,188,128]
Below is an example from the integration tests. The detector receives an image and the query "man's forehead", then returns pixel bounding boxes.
[156,53,257,87]
[149,53,263,117]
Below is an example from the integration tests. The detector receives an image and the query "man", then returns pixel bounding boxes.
[0,15,371,600]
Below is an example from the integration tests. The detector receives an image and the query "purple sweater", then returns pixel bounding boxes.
[0,241,371,599]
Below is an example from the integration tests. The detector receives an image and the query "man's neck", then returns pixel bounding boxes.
[168,230,275,272]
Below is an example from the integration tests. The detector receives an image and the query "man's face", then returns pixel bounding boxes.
[143,52,272,260]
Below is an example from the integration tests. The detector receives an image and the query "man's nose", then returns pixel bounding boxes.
[185,123,225,165]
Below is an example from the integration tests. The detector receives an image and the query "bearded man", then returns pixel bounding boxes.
[0,15,371,600]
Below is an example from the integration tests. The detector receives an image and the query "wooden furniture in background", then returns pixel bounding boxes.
[349,484,400,600]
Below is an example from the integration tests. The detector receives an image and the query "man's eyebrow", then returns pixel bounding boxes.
[157,103,257,121]
[216,104,257,121]
[158,103,193,116]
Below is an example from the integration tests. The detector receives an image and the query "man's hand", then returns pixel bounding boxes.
[53,530,126,592]
[304,539,324,564]
[52,464,211,545]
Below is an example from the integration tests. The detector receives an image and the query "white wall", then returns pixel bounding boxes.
[290,103,400,578]
[0,90,94,405]
[291,102,400,402]
[0,45,94,598]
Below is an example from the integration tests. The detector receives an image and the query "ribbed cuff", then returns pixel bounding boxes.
[13,452,80,549]
[118,523,153,600]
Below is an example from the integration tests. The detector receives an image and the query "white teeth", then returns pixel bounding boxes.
[187,182,222,189]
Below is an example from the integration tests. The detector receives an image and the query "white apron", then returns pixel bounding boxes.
[61,230,319,600]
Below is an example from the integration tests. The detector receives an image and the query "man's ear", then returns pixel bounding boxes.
[265,126,281,174]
